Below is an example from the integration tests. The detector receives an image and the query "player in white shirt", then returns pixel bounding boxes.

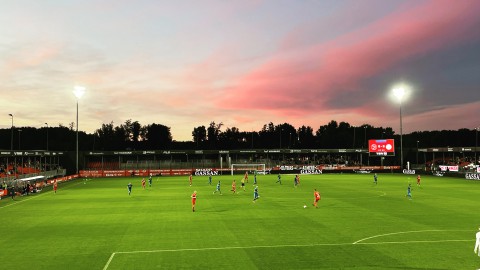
[475,226,480,256]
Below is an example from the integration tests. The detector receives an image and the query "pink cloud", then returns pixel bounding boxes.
[0,44,62,78]
[218,0,480,114]
[402,100,480,133]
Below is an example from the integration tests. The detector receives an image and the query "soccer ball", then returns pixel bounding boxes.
[303,205,307,208]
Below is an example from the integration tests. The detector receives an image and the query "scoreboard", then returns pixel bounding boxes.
[369,139,395,156]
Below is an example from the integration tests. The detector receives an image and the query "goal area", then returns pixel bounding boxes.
[231,164,266,176]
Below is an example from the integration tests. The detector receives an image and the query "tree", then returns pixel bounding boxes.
[207,121,223,148]
[276,123,296,148]
[258,122,276,148]
[297,125,315,148]
[316,120,339,148]
[145,123,172,149]
[192,126,207,147]
[219,127,242,148]
[95,121,126,150]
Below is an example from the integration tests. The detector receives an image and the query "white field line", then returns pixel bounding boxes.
[352,229,471,244]
[102,238,473,270]
[356,239,471,245]
[102,253,116,270]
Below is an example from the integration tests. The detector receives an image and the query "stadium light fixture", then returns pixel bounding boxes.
[391,84,410,169]
[9,114,13,151]
[73,86,86,175]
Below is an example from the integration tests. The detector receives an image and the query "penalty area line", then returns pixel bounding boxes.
[101,239,472,269]
[355,239,471,245]
[352,229,472,244]
[102,253,116,270]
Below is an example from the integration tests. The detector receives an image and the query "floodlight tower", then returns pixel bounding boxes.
[476,126,479,165]
[352,126,356,148]
[45,123,49,151]
[364,126,367,148]
[9,113,14,150]
[73,86,86,175]
[416,141,419,165]
[392,86,406,169]
[18,129,22,150]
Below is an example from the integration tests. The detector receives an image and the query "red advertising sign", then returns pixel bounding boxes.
[369,139,395,156]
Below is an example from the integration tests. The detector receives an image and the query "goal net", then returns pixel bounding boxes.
[231,164,266,176]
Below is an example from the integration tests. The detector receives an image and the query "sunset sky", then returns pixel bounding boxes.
[1,0,479,141]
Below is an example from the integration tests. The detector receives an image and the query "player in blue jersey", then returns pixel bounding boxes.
[127,182,133,196]
[253,186,259,202]
[148,175,152,187]
[373,173,378,185]
[276,174,282,184]
[213,181,222,195]
[253,174,257,185]
[406,184,412,199]
[208,175,212,185]
[294,175,299,188]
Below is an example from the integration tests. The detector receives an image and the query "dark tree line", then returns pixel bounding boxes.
[0,119,478,151]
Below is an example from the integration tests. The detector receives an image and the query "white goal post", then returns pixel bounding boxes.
[231,164,266,176]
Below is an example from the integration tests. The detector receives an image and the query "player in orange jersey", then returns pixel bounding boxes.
[189,174,192,186]
[313,189,321,208]
[416,175,421,186]
[231,180,237,194]
[191,191,197,212]
[141,178,146,189]
[244,171,249,183]
[53,180,58,194]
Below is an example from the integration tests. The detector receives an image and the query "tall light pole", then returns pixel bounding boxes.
[279,128,282,148]
[364,126,367,148]
[251,131,254,149]
[352,126,356,148]
[9,114,13,150]
[18,129,22,150]
[475,127,479,165]
[289,132,292,149]
[393,86,406,169]
[73,86,86,175]
[45,123,49,151]
[416,140,419,165]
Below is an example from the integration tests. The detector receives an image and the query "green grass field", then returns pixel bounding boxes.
[1,173,479,269]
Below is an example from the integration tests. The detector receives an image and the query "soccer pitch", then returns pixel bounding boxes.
[1,173,479,269]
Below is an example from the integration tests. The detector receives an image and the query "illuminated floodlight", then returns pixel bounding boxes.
[390,83,411,104]
[393,87,405,101]
[73,86,86,99]
[73,86,86,174]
